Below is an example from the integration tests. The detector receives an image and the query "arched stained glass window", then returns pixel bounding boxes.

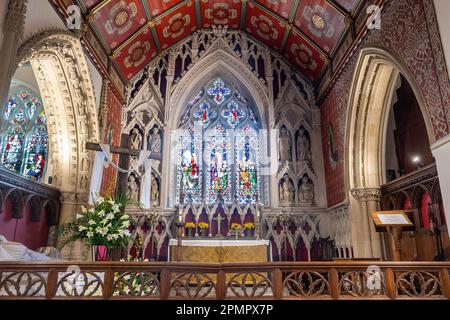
[1,86,49,181]
[175,78,261,205]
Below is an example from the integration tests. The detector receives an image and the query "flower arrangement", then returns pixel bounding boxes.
[198,222,209,229]
[58,195,132,249]
[230,223,242,230]
[244,222,255,229]
[184,222,196,229]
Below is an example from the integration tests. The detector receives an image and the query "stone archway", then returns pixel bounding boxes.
[345,47,435,259]
[17,30,100,259]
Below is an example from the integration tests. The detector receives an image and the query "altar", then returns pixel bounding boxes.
[169,239,271,263]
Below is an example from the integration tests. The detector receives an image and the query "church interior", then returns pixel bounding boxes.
[0,0,450,300]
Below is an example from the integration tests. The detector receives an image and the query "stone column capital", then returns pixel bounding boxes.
[351,187,382,202]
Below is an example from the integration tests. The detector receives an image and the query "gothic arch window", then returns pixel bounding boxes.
[0,85,48,181]
[176,77,261,205]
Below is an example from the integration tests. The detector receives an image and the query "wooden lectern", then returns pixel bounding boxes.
[371,210,414,261]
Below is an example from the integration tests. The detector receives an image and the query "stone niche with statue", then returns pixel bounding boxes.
[274,83,327,210]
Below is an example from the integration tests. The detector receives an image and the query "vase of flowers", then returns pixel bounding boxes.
[243,222,255,237]
[184,222,196,237]
[198,222,209,237]
[58,194,132,261]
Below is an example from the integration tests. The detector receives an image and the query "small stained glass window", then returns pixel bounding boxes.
[1,87,49,181]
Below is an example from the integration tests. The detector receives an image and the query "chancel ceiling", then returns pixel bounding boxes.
[53,0,369,86]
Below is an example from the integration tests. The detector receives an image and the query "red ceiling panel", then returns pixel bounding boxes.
[254,0,296,19]
[146,0,185,17]
[335,0,360,12]
[154,1,198,50]
[81,0,101,10]
[294,0,346,53]
[200,0,241,29]
[284,30,326,81]
[113,25,158,80]
[91,0,147,50]
[245,1,287,51]
[62,0,361,84]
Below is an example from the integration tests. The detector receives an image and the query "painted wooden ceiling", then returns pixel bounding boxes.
[64,0,365,84]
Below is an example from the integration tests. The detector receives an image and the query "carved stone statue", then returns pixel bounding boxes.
[148,127,161,153]
[151,174,160,206]
[279,174,295,204]
[297,127,311,165]
[299,175,314,204]
[130,128,143,150]
[128,175,140,202]
[279,126,291,161]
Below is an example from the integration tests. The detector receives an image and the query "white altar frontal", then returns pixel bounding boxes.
[169,239,271,263]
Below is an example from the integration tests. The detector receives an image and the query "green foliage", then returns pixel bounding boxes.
[58,194,132,249]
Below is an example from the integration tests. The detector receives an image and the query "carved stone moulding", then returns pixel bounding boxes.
[351,188,382,202]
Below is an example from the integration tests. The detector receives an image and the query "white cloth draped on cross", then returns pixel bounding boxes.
[88,143,152,207]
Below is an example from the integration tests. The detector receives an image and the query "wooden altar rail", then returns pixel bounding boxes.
[0,261,449,300]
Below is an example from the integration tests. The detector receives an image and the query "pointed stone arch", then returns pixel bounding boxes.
[345,46,434,258]
[16,30,100,259]
[169,42,271,130]
[346,47,434,191]
[18,30,99,192]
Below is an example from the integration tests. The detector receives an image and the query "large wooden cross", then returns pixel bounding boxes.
[85,142,141,157]
[85,141,160,197]
[86,141,139,197]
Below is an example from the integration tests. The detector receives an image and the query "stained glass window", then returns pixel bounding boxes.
[177,123,203,204]
[176,78,260,205]
[1,86,49,181]
[205,125,232,204]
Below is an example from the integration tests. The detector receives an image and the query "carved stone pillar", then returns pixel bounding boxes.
[350,188,383,259]
[0,0,27,105]
[160,127,172,207]
[58,191,89,260]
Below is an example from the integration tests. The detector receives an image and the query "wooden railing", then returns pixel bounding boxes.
[0,261,449,299]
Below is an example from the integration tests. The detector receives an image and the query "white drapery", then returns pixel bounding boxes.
[88,143,152,204]
[140,158,153,209]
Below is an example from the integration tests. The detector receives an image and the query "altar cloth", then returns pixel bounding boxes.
[169,239,270,263]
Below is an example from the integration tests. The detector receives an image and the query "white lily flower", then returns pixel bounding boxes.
[96,195,104,204]
[75,213,83,220]
[86,231,93,238]
[97,210,105,217]
[88,220,96,225]
[106,213,115,220]
[78,225,87,231]
[124,230,131,237]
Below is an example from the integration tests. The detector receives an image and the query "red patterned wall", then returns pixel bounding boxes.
[320,0,450,207]
[100,83,123,197]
